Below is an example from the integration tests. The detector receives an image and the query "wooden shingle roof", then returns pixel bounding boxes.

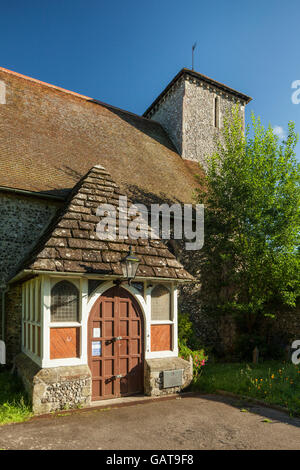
[18,165,194,281]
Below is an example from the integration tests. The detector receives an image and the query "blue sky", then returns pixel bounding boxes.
[1,0,300,157]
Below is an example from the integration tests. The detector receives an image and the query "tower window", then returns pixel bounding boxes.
[214,96,220,128]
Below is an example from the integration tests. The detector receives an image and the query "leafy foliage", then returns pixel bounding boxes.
[0,369,32,425]
[178,311,203,350]
[178,312,208,377]
[195,107,300,342]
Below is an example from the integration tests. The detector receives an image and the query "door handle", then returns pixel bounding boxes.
[114,336,123,341]
[115,374,123,379]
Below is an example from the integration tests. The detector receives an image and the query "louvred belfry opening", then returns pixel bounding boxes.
[88,286,144,400]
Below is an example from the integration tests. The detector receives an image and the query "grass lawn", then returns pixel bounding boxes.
[192,361,300,416]
[0,368,32,425]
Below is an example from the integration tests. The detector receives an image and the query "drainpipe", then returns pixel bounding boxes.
[0,276,8,342]
[1,291,5,341]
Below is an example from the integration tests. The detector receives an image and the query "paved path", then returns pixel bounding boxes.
[0,394,300,450]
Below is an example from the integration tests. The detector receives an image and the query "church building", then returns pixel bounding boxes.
[0,66,251,413]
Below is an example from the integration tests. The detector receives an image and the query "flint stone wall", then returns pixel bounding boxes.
[148,74,245,169]
[15,353,92,415]
[0,192,60,344]
[144,356,193,396]
[148,79,184,155]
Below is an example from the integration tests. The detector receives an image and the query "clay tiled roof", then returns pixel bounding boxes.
[18,165,194,281]
[0,67,200,205]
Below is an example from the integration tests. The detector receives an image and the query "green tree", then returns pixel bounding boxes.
[196,107,300,338]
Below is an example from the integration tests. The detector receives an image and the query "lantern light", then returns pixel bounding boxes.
[121,246,140,284]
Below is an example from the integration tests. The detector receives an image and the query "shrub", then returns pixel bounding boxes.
[178,312,208,378]
[178,312,203,350]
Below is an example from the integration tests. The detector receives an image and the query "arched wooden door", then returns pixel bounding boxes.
[88,286,144,401]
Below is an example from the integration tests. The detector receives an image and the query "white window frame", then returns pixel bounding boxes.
[147,282,178,358]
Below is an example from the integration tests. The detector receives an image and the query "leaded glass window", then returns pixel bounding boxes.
[51,281,79,322]
[151,285,171,321]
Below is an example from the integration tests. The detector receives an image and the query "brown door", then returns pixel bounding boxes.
[88,286,144,401]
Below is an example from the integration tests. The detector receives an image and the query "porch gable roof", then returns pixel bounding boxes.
[15,165,194,282]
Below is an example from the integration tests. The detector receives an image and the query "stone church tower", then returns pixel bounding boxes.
[144,68,251,169]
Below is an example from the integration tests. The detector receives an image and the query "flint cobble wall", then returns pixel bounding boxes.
[15,353,92,414]
[148,74,246,169]
[0,192,60,344]
[148,79,184,155]
[0,192,60,280]
[183,79,244,168]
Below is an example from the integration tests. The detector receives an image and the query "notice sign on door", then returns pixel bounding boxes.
[92,341,101,357]
[93,327,101,338]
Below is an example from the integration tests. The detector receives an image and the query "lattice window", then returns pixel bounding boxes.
[51,281,79,322]
[151,285,171,321]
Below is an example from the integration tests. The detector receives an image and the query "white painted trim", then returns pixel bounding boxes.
[87,280,150,359]
[21,285,25,348]
[40,276,45,359]
[42,357,83,368]
[80,278,88,365]
[88,281,147,315]
[34,276,179,368]
[147,350,178,359]
[42,276,51,366]
[40,276,84,368]
[50,277,80,290]
[34,279,38,354]
[29,281,33,325]
[25,283,29,321]
[173,285,179,353]
[145,284,152,354]
[146,282,178,356]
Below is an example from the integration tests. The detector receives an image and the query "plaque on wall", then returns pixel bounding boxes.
[163,369,183,388]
